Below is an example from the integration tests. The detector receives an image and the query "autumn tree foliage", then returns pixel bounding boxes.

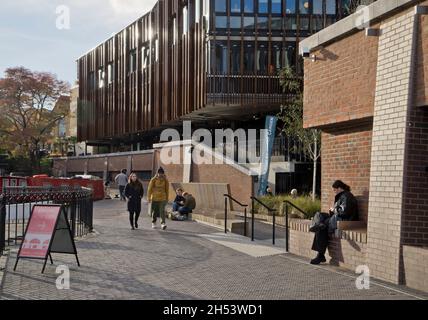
[0,67,69,169]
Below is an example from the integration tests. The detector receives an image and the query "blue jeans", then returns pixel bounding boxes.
[173,202,182,212]
[178,207,192,215]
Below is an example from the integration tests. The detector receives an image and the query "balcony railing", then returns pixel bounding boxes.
[207,73,296,106]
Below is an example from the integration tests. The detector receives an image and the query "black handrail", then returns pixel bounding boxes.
[251,197,277,245]
[282,200,309,253]
[224,194,248,236]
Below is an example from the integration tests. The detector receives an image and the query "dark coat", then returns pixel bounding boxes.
[124,182,144,213]
[332,191,358,221]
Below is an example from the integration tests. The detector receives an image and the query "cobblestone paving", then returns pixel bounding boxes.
[0,200,426,300]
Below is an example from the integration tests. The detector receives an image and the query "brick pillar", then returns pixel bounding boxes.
[367,10,418,284]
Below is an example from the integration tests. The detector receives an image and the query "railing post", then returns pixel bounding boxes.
[70,201,77,238]
[272,210,276,246]
[251,198,255,242]
[285,203,289,253]
[0,196,6,256]
[224,196,227,234]
[244,207,247,237]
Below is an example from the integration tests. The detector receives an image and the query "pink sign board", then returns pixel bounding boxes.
[19,206,60,258]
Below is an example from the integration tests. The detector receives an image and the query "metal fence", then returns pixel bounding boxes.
[0,186,93,256]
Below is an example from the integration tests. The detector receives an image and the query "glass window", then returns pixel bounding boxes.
[244,43,255,73]
[173,18,177,45]
[231,0,241,13]
[231,43,241,73]
[272,0,282,13]
[129,50,137,72]
[286,0,296,14]
[215,0,227,12]
[98,67,105,88]
[257,16,269,29]
[142,45,150,69]
[216,15,228,28]
[183,6,188,34]
[300,17,309,30]
[230,16,241,29]
[155,39,159,61]
[257,43,268,73]
[89,72,95,90]
[244,0,254,13]
[313,0,323,14]
[271,43,282,71]
[107,63,114,84]
[215,42,228,73]
[271,17,282,30]
[299,0,310,14]
[258,0,268,13]
[312,15,324,31]
[284,43,296,68]
[286,17,297,30]
[243,16,255,29]
[326,0,336,14]
[195,0,200,23]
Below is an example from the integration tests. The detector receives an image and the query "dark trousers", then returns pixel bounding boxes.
[119,185,126,200]
[129,211,141,227]
[178,207,192,215]
[312,228,329,256]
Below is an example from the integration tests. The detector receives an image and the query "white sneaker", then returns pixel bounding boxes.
[161,223,167,231]
[152,223,156,229]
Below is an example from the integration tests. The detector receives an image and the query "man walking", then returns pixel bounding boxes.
[147,167,169,230]
[115,169,128,201]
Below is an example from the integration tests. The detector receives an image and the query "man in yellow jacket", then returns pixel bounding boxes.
[147,167,169,230]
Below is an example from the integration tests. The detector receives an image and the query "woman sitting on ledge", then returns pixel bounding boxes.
[309,180,359,265]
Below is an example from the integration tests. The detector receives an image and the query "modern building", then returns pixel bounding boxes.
[77,0,363,149]
[75,0,367,194]
[300,0,428,291]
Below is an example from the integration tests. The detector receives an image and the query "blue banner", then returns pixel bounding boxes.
[258,116,277,196]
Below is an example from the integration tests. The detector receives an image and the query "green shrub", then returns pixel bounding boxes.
[254,195,320,220]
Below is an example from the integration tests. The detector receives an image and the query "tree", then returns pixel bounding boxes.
[278,67,321,200]
[0,67,70,171]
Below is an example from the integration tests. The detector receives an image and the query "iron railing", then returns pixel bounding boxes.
[251,197,277,245]
[224,194,248,236]
[0,186,93,256]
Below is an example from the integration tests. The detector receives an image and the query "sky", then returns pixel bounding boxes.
[0,0,157,86]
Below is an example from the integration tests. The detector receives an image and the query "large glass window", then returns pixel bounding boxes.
[141,45,150,69]
[283,43,296,68]
[257,43,268,73]
[300,17,310,30]
[286,17,297,30]
[244,0,254,13]
[195,0,200,23]
[243,16,256,29]
[216,15,228,28]
[244,43,255,73]
[215,0,227,12]
[286,0,296,14]
[258,0,269,13]
[326,0,336,14]
[257,16,269,29]
[215,42,228,73]
[183,6,188,34]
[231,43,241,73]
[272,0,282,13]
[271,17,282,30]
[271,43,282,71]
[107,63,114,84]
[98,67,105,88]
[313,0,323,14]
[129,50,137,73]
[231,0,242,13]
[299,0,310,14]
[230,16,241,29]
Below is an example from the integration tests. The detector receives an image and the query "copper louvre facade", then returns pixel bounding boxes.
[77,0,351,144]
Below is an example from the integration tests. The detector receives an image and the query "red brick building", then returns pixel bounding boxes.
[301,0,428,291]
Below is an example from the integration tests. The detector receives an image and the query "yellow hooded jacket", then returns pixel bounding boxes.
[147,175,169,202]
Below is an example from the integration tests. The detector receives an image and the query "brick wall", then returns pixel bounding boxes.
[303,25,379,129]
[402,106,428,246]
[402,245,428,292]
[321,123,373,223]
[367,9,417,284]
[415,1,428,107]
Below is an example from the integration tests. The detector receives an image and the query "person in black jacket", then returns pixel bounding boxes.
[310,180,358,265]
[124,173,145,230]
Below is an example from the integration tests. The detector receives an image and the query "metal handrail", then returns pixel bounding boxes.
[282,200,309,253]
[251,196,277,245]
[224,194,248,236]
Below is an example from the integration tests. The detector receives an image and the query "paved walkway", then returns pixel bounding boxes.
[0,200,426,300]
